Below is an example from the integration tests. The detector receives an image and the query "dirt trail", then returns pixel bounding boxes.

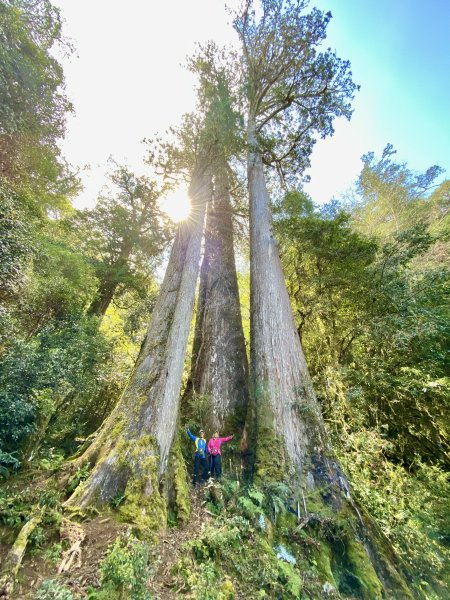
[10,515,125,599]
[149,484,214,599]
[4,483,213,599]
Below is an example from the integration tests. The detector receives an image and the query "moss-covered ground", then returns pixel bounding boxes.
[0,456,448,600]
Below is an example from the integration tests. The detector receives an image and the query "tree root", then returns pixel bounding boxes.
[58,518,85,574]
[0,510,43,599]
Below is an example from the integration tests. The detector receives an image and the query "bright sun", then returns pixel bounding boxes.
[159,187,191,223]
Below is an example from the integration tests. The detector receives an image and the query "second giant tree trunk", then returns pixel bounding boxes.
[65,166,211,531]
[247,122,413,598]
[186,162,249,439]
[247,127,343,491]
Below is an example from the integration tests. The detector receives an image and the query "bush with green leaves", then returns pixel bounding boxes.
[0,312,112,453]
[0,449,20,478]
[35,579,74,600]
[88,535,152,600]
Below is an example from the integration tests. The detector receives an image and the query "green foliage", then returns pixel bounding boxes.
[90,535,152,600]
[0,0,76,203]
[353,144,444,240]
[233,0,358,181]
[0,178,33,301]
[275,147,449,596]
[0,310,112,452]
[66,464,91,494]
[0,449,20,478]
[337,430,450,596]
[35,579,74,600]
[174,493,308,600]
[29,523,47,548]
[73,162,170,318]
[42,542,63,565]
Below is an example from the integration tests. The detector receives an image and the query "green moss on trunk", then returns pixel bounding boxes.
[168,438,191,524]
[253,385,286,484]
[344,537,383,599]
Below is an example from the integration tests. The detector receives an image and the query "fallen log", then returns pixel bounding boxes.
[0,511,43,599]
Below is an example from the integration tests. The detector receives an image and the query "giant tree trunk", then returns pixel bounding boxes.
[186,161,249,439]
[64,166,211,531]
[247,125,342,490]
[247,124,413,598]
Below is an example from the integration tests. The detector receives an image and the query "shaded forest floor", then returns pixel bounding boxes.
[1,479,217,600]
[7,515,124,598]
[148,485,214,600]
[1,469,448,599]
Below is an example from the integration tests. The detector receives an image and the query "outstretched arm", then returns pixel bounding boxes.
[186,427,196,442]
[219,435,234,444]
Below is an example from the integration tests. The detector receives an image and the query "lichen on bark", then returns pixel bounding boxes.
[64,166,211,533]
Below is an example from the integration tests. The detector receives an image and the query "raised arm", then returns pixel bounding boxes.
[186,427,196,442]
[219,435,233,444]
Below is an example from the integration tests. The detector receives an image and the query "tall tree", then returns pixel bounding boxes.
[65,164,211,529]
[233,1,412,595]
[352,143,444,239]
[186,159,249,438]
[234,0,357,490]
[182,50,249,442]
[74,164,170,318]
[0,0,75,209]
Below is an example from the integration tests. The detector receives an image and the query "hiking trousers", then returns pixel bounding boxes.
[210,454,222,480]
[193,454,209,484]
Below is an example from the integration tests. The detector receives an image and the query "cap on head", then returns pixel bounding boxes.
[199,429,205,434]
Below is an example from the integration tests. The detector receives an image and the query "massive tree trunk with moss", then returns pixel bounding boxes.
[247,122,343,490]
[185,162,249,439]
[64,166,211,529]
[247,121,413,598]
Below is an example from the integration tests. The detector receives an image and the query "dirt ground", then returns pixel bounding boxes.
[2,483,213,599]
[9,515,125,599]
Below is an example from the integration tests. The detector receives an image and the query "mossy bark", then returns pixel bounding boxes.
[247,121,344,494]
[246,120,414,598]
[0,511,42,598]
[184,159,249,453]
[187,162,249,434]
[64,166,211,532]
[166,436,191,524]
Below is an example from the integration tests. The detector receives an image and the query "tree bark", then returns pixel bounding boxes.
[247,121,343,491]
[87,277,121,317]
[87,245,133,317]
[247,121,414,598]
[64,166,211,530]
[0,511,43,598]
[186,161,249,438]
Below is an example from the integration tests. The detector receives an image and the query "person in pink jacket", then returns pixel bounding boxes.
[207,431,234,481]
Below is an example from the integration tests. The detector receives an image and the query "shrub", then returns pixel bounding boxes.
[96,535,152,600]
[35,579,74,600]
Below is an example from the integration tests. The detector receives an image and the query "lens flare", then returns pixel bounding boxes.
[159,187,191,223]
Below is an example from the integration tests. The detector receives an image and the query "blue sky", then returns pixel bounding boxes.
[54,0,449,208]
[304,0,450,202]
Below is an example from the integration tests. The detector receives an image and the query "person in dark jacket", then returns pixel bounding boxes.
[186,427,209,484]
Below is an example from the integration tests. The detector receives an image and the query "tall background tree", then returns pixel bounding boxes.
[76,164,170,318]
